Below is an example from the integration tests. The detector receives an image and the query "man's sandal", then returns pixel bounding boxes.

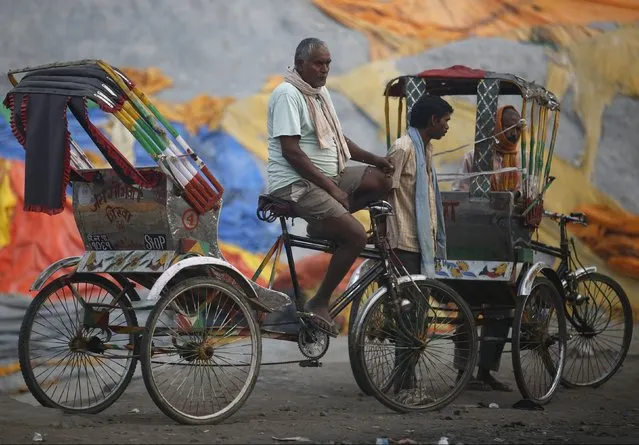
[466,378,493,392]
[297,311,339,338]
[468,376,513,392]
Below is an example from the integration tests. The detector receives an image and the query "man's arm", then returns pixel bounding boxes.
[452,151,472,192]
[345,136,378,165]
[387,142,410,190]
[280,136,345,200]
[345,136,394,175]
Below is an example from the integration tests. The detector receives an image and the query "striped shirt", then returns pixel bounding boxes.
[386,135,437,253]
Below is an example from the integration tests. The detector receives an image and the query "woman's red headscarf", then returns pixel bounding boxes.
[491,105,520,192]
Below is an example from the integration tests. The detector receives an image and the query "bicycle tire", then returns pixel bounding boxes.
[512,276,567,404]
[354,278,478,413]
[140,276,261,425]
[347,271,381,397]
[561,272,633,388]
[18,273,138,414]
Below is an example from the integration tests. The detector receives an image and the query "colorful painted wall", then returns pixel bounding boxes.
[1,0,639,392]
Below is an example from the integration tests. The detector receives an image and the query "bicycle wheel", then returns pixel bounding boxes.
[347,261,381,396]
[562,272,633,388]
[140,276,261,425]
[353,278,478,413]
[18,273,138,414]
[512,276,567,404]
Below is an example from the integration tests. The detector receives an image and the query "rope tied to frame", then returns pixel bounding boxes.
[437,166,523,183]
[432,119,526,158]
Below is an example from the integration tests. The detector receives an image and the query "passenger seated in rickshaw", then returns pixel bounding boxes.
[452,105,522,196]
[451,105,523,392]
[266,37,394,333]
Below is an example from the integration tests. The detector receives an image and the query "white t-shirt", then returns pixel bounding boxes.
[266,82,339,193]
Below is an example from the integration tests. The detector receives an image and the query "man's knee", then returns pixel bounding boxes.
[361,167,392,196]
[317,213,367,249]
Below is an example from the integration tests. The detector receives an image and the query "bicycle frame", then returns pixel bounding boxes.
[530,220,570,278]
[252,217,384,318]
[530,214,597,307]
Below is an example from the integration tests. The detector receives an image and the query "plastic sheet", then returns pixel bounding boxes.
[313,0,639,60]
[0,161,84,294]
[0,161,17,249]
[121,66,236,135]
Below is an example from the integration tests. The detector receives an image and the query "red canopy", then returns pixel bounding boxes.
[386,65,489,97]
[416,65,486,79]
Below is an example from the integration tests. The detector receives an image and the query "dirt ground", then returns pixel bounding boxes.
[1,335,638,445]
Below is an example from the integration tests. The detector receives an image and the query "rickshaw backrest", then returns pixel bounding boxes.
[440,190,531,262]
[4,60,224,217]
[72,168,223,255]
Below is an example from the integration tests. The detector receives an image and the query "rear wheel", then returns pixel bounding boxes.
[140,276,261,425]
[18,273,138,414]
[353,278,478,413]
[562,272,633,388]
[512,277,566,404]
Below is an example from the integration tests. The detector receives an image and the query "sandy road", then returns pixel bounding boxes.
[1,335,638,445]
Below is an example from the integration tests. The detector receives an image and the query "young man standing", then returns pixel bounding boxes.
[386,94,451,275]
[384,94,452,393]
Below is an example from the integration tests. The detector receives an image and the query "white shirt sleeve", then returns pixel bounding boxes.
[452,150,473,192]
[271,92,303,139]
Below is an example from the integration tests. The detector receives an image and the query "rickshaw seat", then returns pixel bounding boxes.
[256,194,297,222]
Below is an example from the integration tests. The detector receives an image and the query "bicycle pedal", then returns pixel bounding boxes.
[299,359,322,368]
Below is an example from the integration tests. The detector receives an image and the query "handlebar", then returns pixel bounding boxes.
[367,200,394,214]
[543,210,588,225]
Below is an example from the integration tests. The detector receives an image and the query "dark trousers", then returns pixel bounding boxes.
[389,250,425,390]
[391,249,508,375]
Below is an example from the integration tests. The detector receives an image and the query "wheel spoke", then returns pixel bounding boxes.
[354,279,477,412]
[141,277,261,424]
[563,273,632,387]
[19,275,137,413]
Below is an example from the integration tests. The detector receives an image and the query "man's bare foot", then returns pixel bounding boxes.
[477,370,513,392]
[303,298,333,327]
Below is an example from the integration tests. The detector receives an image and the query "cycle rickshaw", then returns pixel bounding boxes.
[7,60,472,425]
[345,64,633,407]
[7,61,631,426]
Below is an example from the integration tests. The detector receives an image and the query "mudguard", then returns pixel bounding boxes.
[30,256,81,291]
[517,261,565,299]
[30,256,142,301]
[561,266,597,288]
[147,256,291,313]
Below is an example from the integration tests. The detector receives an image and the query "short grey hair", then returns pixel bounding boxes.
[294,37,328,66]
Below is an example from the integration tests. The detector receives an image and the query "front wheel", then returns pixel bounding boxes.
[140,276,261,425]
[512,276,567,404]
[347,260,381,396]
[562,272,633,388]
[353,278,478,413]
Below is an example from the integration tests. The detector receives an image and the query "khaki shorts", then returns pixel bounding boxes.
[270,165,369,221]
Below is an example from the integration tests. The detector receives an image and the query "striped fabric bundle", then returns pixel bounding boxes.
[4,59,224,215]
